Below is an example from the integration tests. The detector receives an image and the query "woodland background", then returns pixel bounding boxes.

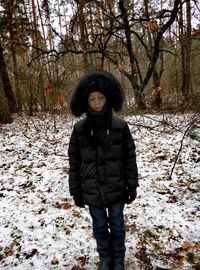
[0,1,200,269]
[0,0,200,123]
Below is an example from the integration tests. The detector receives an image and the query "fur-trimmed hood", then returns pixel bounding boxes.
[69,70,125,117]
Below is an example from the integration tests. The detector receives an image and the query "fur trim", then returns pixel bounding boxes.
[69,70,125,117]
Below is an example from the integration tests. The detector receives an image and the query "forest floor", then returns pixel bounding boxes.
[0,112,200,270]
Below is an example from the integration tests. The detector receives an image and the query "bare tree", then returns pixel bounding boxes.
[180,0,192,100]
[0,43,17,116]
[0,0,199,113]
[7,0,22,110]
[143,0,164,107]
[116,0,180,109]
[0,76,12,123]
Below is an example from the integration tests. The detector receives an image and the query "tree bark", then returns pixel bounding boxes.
[0,74,12,124]
[118,0,145,109]
[0,43,18,113]
[139,0,180,92]
[144,0,163,107]
[7,0,22,110]
[78,0,89,69]
[181,0,192,98]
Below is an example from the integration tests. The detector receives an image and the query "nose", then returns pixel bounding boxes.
[94,98,99,105]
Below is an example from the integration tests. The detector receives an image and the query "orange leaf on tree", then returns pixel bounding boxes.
[44,84,53,96]
[56,95,65,105]
[147,18,159,32]
[152,87,166,96]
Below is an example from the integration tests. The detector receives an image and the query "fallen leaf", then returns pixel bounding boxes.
[5,249,14,257]
[182,241,192,250]
[77,255,89,266]
[193,241,200,251]
[52,200,72,209]
[167,195,178,203]
[173,257,184,268]
[71,265,82,270]
[51,258,59,265]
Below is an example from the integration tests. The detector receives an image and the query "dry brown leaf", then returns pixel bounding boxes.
[137,240,147,248]
[52,200,72,209]
[193,241,200,251]
[44,84,53,96]
[5,249,14,257]
[77,256,88,266]
[51,258,59,265]
[56,95,65,105]
[10,241,17,247]
[152,87,166,96]
[147,18,159,32]
[182,241,192,250]
[156,154,167,160]
[173,257,184,268]
[71,265,82,270]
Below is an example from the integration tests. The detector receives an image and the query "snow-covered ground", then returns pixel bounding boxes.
[0,113,199,270]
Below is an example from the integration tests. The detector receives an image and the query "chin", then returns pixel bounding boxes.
[94,108,103,112]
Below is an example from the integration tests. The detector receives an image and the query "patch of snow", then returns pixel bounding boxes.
[0,113,199,269]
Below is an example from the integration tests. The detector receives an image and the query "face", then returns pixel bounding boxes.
[88,91,107,112]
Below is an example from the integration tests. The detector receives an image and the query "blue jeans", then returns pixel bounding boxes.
[89,202,126,262]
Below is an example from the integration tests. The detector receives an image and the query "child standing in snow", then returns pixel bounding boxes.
[68,70,138,270]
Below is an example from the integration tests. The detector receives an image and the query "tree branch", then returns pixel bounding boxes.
[139,0,180,93]
[168,120,195,180]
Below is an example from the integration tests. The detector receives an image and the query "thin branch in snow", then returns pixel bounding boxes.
[168,120,195,180]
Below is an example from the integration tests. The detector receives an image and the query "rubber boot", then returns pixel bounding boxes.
[96,239,112,270]
[97,261,110,270]
[112,237,125,270]
[113,261,125,270]
[112,237,126,260]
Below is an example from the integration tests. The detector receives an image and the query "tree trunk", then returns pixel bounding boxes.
[12,51,22,110]
[0,43,18,113]
[118,0,145,109]
[139,0,180,93]
[78,0,89,69]
[7,0,21,111]
[181,0,192,97]
[144,0,163,107]
[0,74,12,123]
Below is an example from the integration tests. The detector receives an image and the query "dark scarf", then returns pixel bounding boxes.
[85,108,112,147]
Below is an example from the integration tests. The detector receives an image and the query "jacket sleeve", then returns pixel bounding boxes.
[122,123,139,188]
[68,126,82,196]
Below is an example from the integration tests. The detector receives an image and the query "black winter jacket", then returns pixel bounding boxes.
[68,116,138,208]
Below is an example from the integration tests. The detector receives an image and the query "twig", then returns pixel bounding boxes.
[126,121,160,130]
[168,120,195,180]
